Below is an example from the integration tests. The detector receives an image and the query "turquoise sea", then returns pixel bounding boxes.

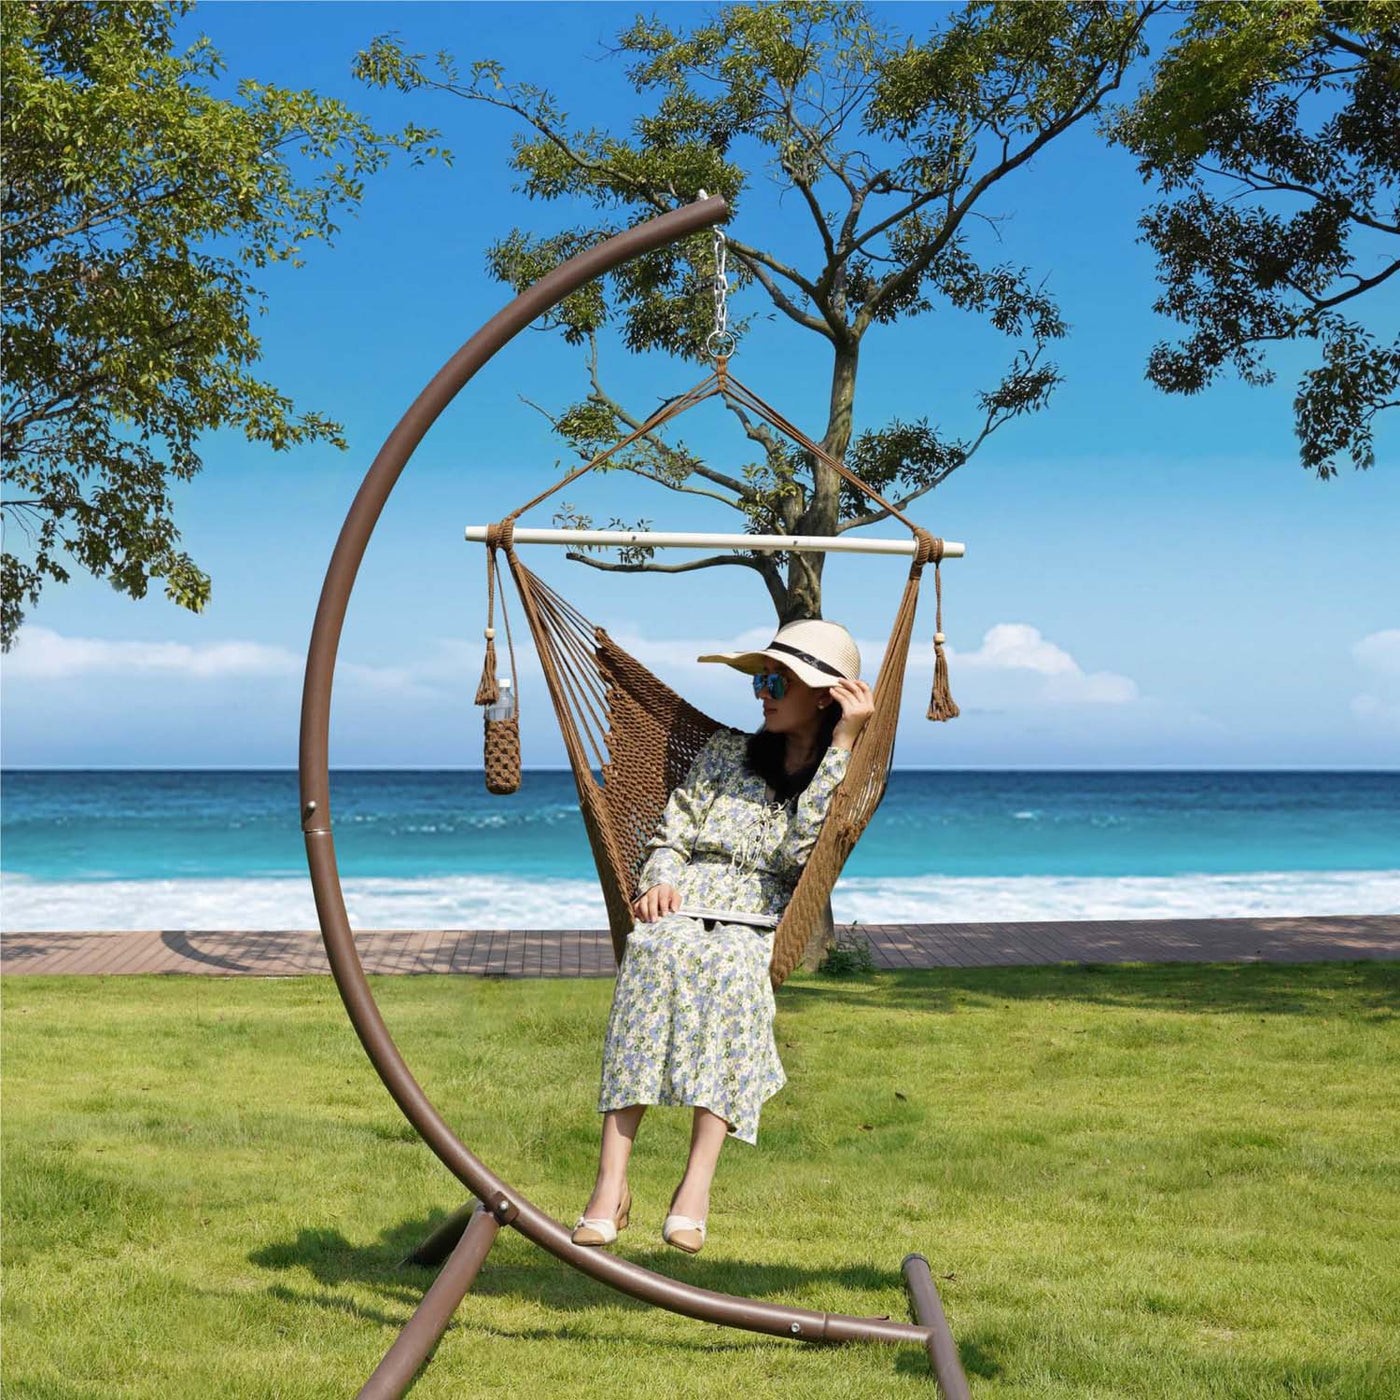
[1,769,1396,931]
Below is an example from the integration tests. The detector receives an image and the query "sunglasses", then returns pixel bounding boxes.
[752,672,788,701]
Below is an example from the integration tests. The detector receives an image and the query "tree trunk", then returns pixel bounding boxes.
[783,340,859,623]
[777,571,819,625]
[784,342,859,962]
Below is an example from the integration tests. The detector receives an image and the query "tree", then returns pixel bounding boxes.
[1105,0,1399,478]
[1,1,446,648]
[357,1,1163,623]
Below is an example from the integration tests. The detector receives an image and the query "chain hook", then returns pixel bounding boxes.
[698,189,737,362]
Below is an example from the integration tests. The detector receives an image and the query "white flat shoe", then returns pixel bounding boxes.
[662,1213,707,1255]
[572,1186,630,1247]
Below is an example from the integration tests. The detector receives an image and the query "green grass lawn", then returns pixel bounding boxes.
[3,962,1398,1398]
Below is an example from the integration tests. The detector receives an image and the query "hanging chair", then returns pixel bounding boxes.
[299,196,972,1399]
[470,359,960,988]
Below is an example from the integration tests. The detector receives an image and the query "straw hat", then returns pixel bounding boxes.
[697,620,861,689]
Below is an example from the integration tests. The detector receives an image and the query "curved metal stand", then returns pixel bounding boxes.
[298,196,965,1394]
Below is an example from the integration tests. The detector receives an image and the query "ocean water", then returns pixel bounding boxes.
[1,769,1396,931]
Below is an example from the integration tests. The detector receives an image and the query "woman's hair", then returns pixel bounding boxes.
[745,701,841,804]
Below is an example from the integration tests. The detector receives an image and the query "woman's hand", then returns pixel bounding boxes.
[631,883,680,923]
[828,678,875,749]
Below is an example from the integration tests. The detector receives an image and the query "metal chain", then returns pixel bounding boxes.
[710,223,728,340]
[699,189,737,359]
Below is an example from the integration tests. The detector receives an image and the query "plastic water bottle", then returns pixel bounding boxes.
[485,676,515,722]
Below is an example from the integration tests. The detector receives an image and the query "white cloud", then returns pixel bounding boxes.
[4,617,1141,722]
[1350,627,1400,730]
[928,622,1138,704]
[1350,692,1400,730]
[605,619,1138,707]
[3,626,440,700]
[4,626,301,681]
[952,622,1078,676]
[610,625,773,675]
[1353,628,1400,679]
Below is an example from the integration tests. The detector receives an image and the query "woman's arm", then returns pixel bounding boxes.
[778,678,872,867]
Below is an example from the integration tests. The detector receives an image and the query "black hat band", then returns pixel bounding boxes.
[766,640,847,679]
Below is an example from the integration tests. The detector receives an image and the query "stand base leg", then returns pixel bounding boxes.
[902,1253,971,1399]
[360,1204,500,1400]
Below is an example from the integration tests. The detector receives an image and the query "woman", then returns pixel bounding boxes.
[572,619,874,1255]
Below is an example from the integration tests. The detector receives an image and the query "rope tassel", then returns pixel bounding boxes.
[927,560,960,722]
[475,630,499,707]
[929,632,959,721]
[474,535,508,707]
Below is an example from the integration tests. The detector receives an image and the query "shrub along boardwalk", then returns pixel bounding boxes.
[1,914,1396,977]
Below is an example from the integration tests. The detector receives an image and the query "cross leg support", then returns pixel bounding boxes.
[390,1205,965,1390]
[360,1203,500,1400]
[902,1253,971,1398]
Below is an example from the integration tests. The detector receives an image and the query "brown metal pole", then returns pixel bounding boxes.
[298,195,932,1353]
[902,1254,971,1398]
[360,1204,500,1400]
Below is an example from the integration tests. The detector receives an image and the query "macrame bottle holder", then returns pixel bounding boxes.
[483,717,520,795]
[475,525,521,795]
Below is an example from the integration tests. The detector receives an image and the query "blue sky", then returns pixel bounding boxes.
[3,1,1397,770]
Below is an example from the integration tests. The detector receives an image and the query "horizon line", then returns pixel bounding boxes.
[3,765,1398,775]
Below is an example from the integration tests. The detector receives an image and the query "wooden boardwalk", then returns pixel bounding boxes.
[2,915,1396,977]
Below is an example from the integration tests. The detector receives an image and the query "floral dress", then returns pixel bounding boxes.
[597,729,851,1144]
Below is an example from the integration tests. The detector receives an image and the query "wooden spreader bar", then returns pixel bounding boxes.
[465,524,967,557]
[300,195,971,1398]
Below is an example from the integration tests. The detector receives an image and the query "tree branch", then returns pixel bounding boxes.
[846,187,944,258]
[1316,27,1381,63]
[581,347,751,496]
[855,13,1154,335]
[776,82,839,261]
[1199,160,1400,237]
[836,346,1049,532]
[723,236,837,339]
[461,85,672,212]
[858,156,1018,333]
[1312,257,1400,308]
[564,550,767,576]
[615,464,742,510]
[3,375,105,440]
[720,394,784,460]
[2,176,176,252]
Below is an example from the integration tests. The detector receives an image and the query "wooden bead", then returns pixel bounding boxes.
[484,627,495,640]
[934,633,946,644]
